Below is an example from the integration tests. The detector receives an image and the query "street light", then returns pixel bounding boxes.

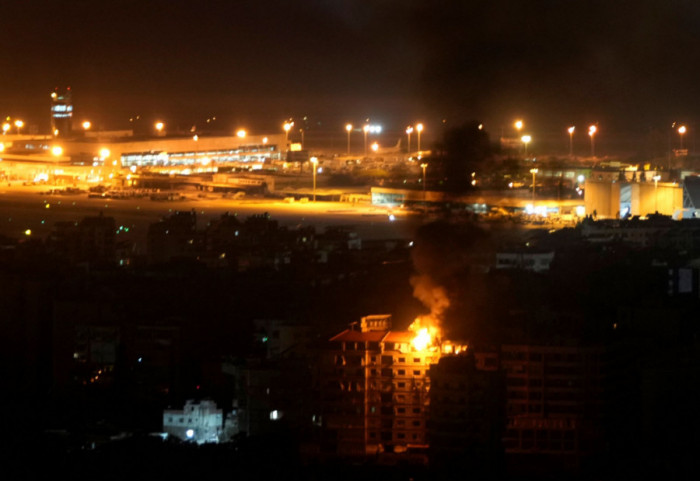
[406,126,413,153]
[530,168,538,201]
[155,121,164,135]
[588,125,597,157]
[2,122,10,135]
[51,145,63,157]
[283,121,293,145]
[514,119,524,132]
[363,124,370,157]
[521,135,532,156]
[678,125,687,150]
[420,162,428,212]
[310,156,319,202]
[99,148,110,160]
[236,129,246,138]
[653,174,661,212]
[14,120,24,135]
[568,126,575,156]
[82,121,92,130]
[416,123,424,151]
[345,123,353,155]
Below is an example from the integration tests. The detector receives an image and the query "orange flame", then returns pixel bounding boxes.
[409,316,441,352]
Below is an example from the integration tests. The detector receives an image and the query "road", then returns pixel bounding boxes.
[0,185,422,251]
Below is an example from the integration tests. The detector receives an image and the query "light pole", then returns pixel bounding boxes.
[345,123,352,155]
[678,125,687,150]
[14,120,24,135]
[521,135,532,157]
[155,121,164,136]
[653,174,661,212]
[568,126,575,156]
[363,124,370,157]
[2,122,10,135]
[300,128,304,149]
[588,125,597,157]
[530,168,538,202]
[421,162,428,212]
[283,121,293,147]
[416,123,424,151]
[406,126,413,153]
[310,157,318,202]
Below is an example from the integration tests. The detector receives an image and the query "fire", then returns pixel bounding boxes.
[412,328,431,351]
[409,316,441,352]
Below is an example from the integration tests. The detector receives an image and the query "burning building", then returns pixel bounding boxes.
[321,314,466,458]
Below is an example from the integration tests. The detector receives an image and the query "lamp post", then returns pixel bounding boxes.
[283,121,293,146]
[14,120,24,135]
[416,123,424,151]
[406,126,413,153]
[521,135,532,157]
[310,157,318,202]
[530,168,538,202]
[2,122,10,135]
[345,123,352,155]
[421,162,428,212]
[588,125,597,157]
[363,124,370,157]
[568,126,575,156]
[155,121,164,136]
[678,125,687,150]
[653,174,661,213]
[299,128,304,149]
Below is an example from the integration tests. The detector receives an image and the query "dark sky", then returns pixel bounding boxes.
[3,0,700,141]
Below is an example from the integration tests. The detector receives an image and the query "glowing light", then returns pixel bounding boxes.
[51,146,63,156]
[346,123,353,132]
[371,142,379,152]
[412,328,431,351]
[82,121,91,130]
[2,123,10,134]
[155,121,164,132]
[678,125,687,135]
[568,126,575,134]
[186,429,194,439]
[236,129,246,138]
[0,143,4,152]
[514,120,523,131]
[99,148,110,159]
[24,229,31,236]
[588,125,597,136]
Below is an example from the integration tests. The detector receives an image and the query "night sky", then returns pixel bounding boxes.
[3,0,700,140]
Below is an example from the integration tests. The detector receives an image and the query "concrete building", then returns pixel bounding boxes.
[163,400,223,444]
[585,178,683,219]
[321,314,463,458]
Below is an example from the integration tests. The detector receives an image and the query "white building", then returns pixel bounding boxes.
[163,400,223,444]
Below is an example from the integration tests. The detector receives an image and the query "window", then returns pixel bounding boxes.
[413,370,421,375]
[413,358,420,363]
[398,369,405,375]
[397,382,406,388]
[398,357,406,363]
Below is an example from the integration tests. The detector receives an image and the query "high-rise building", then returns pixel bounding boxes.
[321,314,465,458]
[50,87,73,137]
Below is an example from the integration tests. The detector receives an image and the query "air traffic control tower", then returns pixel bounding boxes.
[50,87,73,138]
